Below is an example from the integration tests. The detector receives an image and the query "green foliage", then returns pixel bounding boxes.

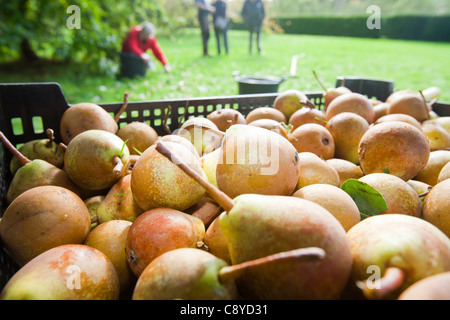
[270,0,450,17]
[0,0,165,76]
[276,16,380,39]
[274,14,450,41]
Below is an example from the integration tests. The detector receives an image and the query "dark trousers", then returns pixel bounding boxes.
[249,25,263,54]
[199,14,210,55]
[214,27,228,55]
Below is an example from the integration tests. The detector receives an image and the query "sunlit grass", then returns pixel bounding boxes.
[1,28,449,104]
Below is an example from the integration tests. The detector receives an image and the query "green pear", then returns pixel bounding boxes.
[0,244,119,300]
[0,131,81,203]
[273,89,315,121]
[176,117,223,156]
[96,174,144,223]
[155,141,352,300]
[200,147,221,187]
[133,248,238,300]
[132,246,325,300]
[347,214,450,300]
[64,129,130,190]
[9,128,65,176]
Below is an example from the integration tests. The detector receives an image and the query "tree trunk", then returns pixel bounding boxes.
[20,38,39,63]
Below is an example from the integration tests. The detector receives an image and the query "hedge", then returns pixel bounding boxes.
[268,15,450,42]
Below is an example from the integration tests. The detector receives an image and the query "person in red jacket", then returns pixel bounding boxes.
[121,22,171,73]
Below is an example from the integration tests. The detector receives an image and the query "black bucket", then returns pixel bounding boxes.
[235,75,286,94]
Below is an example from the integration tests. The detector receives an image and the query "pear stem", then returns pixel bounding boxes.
[59,142,67,151]
[112,156,123,176]
[419,90,430,121]
[155,141,235,212]
[218,247,326,284]
[45,128,55,148]
[0,131,31,166]
[163,105,172,134]
[114,92,129,123]
[358,266,406,300]
[312,70,327,93]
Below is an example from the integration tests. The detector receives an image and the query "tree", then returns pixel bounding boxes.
[0,0,165,76]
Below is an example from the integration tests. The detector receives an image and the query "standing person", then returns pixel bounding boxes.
[241,0,265,54]
[121,22,171,77]
[212,0,229,55]
[195,0,216,56]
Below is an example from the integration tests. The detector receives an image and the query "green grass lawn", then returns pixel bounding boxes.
[1,28,450,104]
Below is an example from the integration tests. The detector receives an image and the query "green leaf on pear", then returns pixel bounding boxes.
[341,179,388,220]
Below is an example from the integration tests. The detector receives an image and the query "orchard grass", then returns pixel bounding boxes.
[1,28,449,104]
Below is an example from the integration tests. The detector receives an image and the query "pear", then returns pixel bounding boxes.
[398,272,450,300]
[358,173,422,217]
[84,195,105,230]
[116,121,158,155]
[437,161,450,183]
[125,207,206,278]
[313,70,352,108]
[421,120,450,150]
[60,102,119,145]
[273,89,315,121]
[326,158,364,186]
[96,174,144,223]
[387,91,430,122]
[414,150,450,186]
[9,128,65,176]
[204,216,231,264]
[64,129,130,191]
[288,123,335,160]
[288,107,327,130]
[375,113,422,131]
[207,108,246,131]
[176,117,223,156]
[215,124,300,199]
[422,179,450,237]
[358,121,430,181]
[132,247,324,300]
[158,134,200,160]
[155,141,353,300]
[245,106,287,124]
[132,248,238,300]
[296,152,340,190]
[406,180,432,202]
[84,220,136,297]
[373,102,390,121]
[0,131,81,203]
[248,118,290,139]
[435,116,450,135]
[0,186,91,266]
[200,148,221,187]
[326,112,369,164]
[130,141,206,212]
[326,93,375,124]
[0,244,119,300]
[347,214,450,300]
[385,89,415,103]
[293,184,361,232]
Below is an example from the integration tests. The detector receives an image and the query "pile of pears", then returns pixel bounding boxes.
[1,81,450,301]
